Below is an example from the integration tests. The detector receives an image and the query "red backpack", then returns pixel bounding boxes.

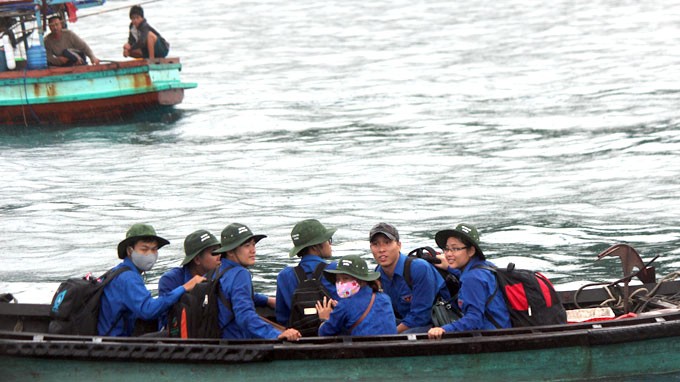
[476,263,566,327]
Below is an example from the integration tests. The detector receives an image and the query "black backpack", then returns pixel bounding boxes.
[404,247,462,326]
[48,267,130,336]
[406,247,461,299]
[288,263,332,337]
[167,265,233,339]
[477,263,567,327]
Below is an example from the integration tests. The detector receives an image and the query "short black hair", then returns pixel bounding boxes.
[48,15,62,23]
[129,5,144,18]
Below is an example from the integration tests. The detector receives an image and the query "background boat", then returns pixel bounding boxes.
[0,0,196,126]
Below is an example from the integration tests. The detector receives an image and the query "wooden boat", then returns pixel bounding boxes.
[0,0,197,126]
[2,244,680,381]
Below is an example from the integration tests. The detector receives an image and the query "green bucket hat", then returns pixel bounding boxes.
[289,219,336,258]
[435,223,485,260]
[324,255,380,283]
[213,223,266,254]
[181,229,220,266]
[117,223,169,259]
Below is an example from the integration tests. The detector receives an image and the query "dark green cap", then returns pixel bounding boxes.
[181,229,220,266]
[324,255,380,283]
[117,223,169,259]
[289,219,336,258]
[213,223,266,254]
[435,223,485,260]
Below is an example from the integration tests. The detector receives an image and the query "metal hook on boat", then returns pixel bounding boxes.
[596,244,658,313]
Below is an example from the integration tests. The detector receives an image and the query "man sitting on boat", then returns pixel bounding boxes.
[157,229,222,329]
[370,222,450,334]
[123,5,169,59]
[44,15,100,66]
[98,223,205,336]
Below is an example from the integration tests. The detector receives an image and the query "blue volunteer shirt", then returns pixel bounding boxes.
[157,265,270,329]
[98,257,185,336]
[159,265,270,305]
[442,257,511,332]
[216,259,281,339]
[377,254,449,329]
[318,286,397,336]
[275,255,339,325]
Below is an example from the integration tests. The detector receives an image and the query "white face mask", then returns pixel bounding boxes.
[130,250,158,272]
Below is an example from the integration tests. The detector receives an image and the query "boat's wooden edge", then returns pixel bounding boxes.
[0,58,183,79]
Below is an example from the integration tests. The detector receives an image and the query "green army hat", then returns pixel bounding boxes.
[324,255,380,284]
[117,223,169,259]
[289,219,336,258]
[213,223,266,254]
[181,229,220,266]
[435,223,485,260]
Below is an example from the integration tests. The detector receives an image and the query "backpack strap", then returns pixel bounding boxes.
[472,264,502,329]
[212,266,235,313]
[294,262,327,283]
[407,246,440,264]
[99,267,132,336]
[349,293,376,333]
[311,262,327,280]
[403,256,415,290]
[99,266,131,286]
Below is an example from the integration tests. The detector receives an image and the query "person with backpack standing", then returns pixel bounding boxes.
[98,223,206,337]
[370,222,450,334]
[427,223,511,339]
[213,223,301,341]
[315,255,397,336]
[275,219,339,334]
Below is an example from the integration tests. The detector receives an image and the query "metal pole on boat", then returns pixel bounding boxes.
[33,0,44,47]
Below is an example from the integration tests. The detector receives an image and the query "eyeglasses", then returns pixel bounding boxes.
[443,246,468,253]
[328,237,333,245]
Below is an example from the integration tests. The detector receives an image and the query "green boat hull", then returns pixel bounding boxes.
[2,336,680,381]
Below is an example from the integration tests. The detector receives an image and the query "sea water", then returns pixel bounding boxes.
[0,0,679,309]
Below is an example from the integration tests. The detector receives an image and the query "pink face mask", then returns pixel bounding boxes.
[336,280,361,298]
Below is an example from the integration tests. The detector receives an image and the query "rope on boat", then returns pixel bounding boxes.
[574,272,680,314]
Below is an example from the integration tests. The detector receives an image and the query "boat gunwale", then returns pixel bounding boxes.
[3,310,680,363]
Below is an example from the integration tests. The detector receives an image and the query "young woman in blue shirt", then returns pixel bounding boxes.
[428,223,511,339]
[316,255,397,336]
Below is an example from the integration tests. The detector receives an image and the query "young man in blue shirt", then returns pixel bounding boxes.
[98,223,205,336]
[275,219,339,326]
[370,222,450,334]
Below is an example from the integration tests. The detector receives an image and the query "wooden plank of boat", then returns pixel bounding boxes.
[0,59,197,126]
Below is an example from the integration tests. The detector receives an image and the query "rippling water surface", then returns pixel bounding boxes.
[1,0,679,304]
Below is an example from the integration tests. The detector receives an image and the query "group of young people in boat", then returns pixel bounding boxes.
[99,219,511,341]
[43,5,168,67]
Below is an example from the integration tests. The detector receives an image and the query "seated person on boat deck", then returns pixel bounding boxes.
[275,219,339,326]
[158,229,275,318]
[370,223,450,334]
[98,223,205,337]
[212,223,300,341]
[44,15,100,66]
[123,5,169,59]
[428,224,511,340]
[316,255,397,336]
[157,229,222,329]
